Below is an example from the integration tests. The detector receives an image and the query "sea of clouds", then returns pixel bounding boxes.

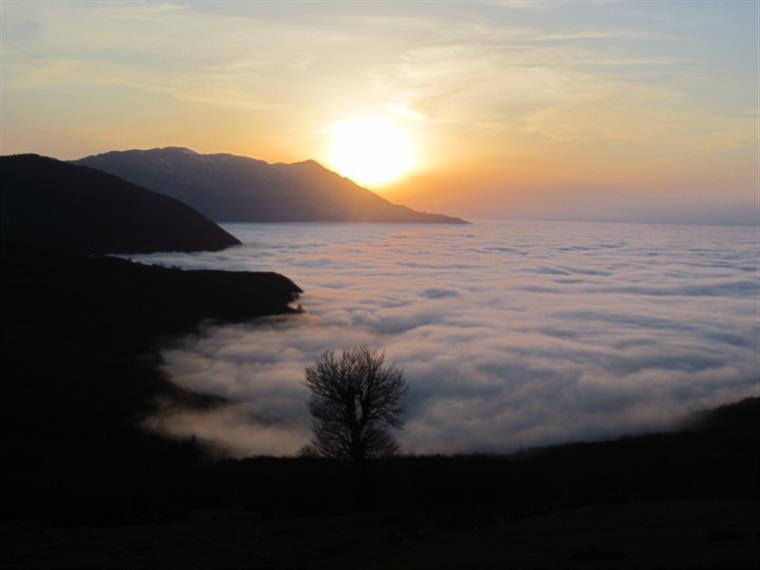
[131,221,759,456]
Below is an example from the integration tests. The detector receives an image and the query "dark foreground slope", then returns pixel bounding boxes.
[1,154,241,254]
[75,147,467,224]
[4,497,756,569]
[3,393,757,568]
[0,245,301,522]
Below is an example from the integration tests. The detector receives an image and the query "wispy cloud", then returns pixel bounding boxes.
[2,1,756,215]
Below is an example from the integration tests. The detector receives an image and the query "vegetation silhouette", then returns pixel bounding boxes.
[303,347,408,509]
[304,347,408,462]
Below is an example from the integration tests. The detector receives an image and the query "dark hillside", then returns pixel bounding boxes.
[1,154,241,254]
[3,383,757,566]
[0,245,301,521]
[1,244,301,436]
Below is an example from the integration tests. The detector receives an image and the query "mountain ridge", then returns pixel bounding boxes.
[74,147,468,224]
[0,154,241,254]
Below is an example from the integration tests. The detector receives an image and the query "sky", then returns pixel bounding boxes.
[1,1,758,223]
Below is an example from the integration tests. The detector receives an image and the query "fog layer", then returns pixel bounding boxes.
[133,221,759,456]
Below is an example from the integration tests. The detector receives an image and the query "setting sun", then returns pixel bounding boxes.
[328,118,414,187]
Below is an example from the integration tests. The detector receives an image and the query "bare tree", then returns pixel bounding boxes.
[304,347,408,462]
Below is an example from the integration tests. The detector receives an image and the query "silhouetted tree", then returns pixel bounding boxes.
[304,347,408,462]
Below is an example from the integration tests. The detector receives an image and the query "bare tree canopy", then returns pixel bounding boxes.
[304,347,408,461]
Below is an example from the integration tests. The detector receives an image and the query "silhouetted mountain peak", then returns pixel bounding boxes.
[75,148,468,224]
[289,158,325,169]
[160,146,198,154]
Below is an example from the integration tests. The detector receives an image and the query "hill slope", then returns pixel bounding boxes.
[1,243,302,520]
[1,154,241,254]
[75,147,467,224]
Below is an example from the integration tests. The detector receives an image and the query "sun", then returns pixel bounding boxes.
[328,117,414,187]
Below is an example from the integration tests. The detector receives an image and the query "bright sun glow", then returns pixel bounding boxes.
[329,118,414,187]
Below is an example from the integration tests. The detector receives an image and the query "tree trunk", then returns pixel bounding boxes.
[352,456,370,511]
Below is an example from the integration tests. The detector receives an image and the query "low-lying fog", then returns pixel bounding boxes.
[131,220,759,456]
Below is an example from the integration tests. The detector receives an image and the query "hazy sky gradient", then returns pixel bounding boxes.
[1,1,757,223]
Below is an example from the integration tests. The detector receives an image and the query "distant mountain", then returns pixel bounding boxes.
[75,147,467,224]
[1,154,241,255]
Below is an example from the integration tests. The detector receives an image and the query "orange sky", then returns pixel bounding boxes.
[1,1,757,224]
